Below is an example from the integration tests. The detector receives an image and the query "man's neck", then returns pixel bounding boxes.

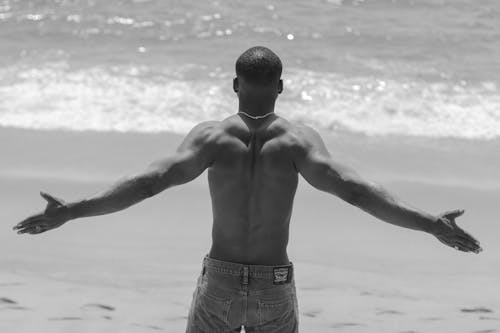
[238,102,275,118]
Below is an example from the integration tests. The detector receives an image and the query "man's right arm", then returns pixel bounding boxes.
[290,124,482,253]
[13,121,219,235]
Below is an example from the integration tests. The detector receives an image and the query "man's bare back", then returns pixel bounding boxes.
[206,114,300,265]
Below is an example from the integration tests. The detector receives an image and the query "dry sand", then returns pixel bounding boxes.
[1,127,499,332]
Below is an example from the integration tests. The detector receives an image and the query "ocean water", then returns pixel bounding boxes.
[0,0,499,139]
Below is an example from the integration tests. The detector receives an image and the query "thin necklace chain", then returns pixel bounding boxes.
[238,111,275,120]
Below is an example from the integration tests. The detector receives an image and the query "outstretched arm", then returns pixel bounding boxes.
[292,124,482,254]
[13,121,219,235]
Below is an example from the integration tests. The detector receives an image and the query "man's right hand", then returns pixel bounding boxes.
[13,191,71,235]
[431,209,482,254]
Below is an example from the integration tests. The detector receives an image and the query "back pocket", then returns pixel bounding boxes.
[258,294,295,327]
[195,287,232,326]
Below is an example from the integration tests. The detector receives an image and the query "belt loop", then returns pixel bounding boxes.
[242,266,249,285]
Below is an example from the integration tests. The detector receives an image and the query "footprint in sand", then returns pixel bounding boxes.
[0,297,17,304]
[0,297,28,310]
[80,303,115,320]
[130,323,163,330]
[302,309,322,318]
[376,309,404,315]
[421,316,443,321]
[81,303,115,311]
[48,316,83,321]
[461,307,494,314]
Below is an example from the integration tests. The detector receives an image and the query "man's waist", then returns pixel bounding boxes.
[202,254,294,285]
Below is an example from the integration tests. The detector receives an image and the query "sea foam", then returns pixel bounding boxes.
[1,62,499,140]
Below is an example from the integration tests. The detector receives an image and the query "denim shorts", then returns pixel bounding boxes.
[186,254,299,333]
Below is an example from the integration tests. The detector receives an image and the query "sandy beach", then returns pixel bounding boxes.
[1,127,499,332]
[1,0,499,331]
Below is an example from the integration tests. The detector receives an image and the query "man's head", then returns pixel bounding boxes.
[233,46,283,99]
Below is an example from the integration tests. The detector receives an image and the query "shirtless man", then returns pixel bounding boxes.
[13,46,482,333]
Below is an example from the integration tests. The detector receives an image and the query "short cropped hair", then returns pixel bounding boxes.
[235,46,282,84]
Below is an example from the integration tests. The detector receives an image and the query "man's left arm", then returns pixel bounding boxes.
[13,121,219,234]
[293,124,482,254]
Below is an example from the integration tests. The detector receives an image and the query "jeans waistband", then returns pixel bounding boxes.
[202,254,294,283]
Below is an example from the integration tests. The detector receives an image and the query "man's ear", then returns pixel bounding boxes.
[233,77,239,93]
[278,79,283,94]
